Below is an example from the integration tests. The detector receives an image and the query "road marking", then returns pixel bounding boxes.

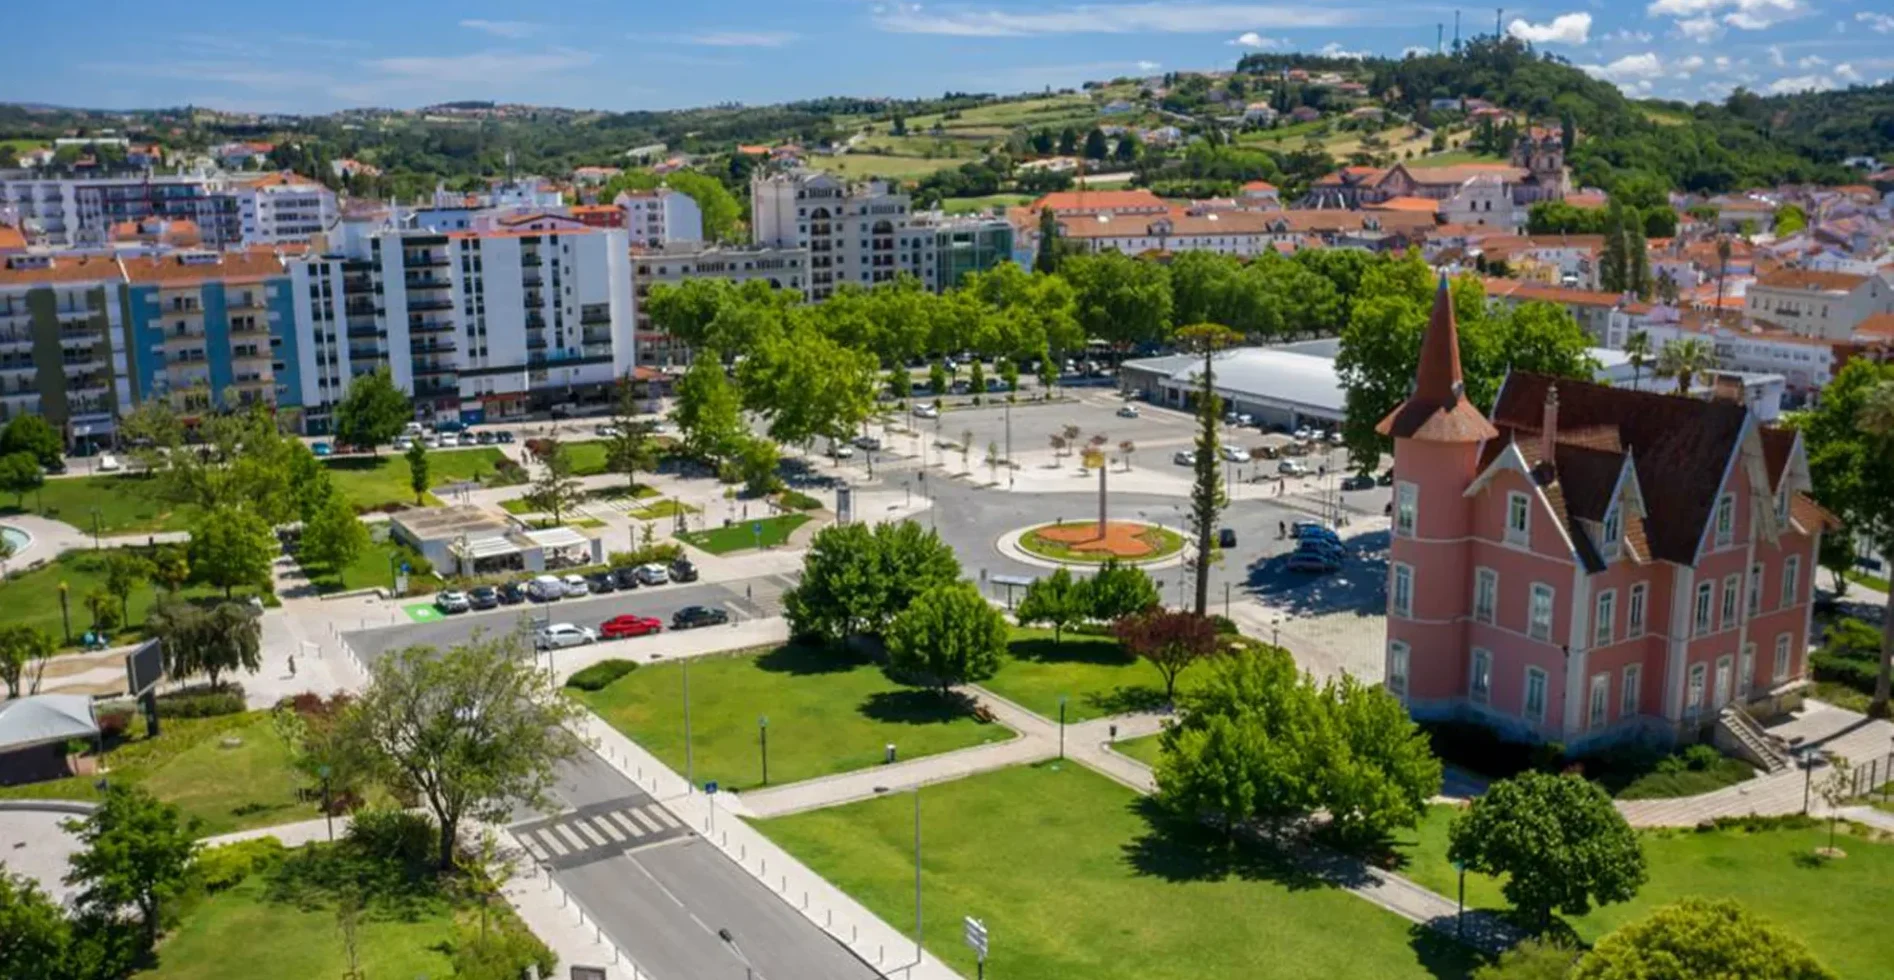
[571,819,607,848]
[607,810,646,838]
[534,829,569,856]
[647,806,680,829]
[621,835,689,857]
[519,835,549,860]
[553,824,589,851]
[592,815,626,842]
[630,808,664,833]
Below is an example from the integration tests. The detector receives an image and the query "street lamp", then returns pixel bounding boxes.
[1452,859,1466,941]
[318,764,335,842]
[717,928,757,980]
[1224,582,1231,619]
[758,715,769,786]
[1058,695,1068,760]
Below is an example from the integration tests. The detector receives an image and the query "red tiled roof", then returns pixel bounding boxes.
[1482,278,1629,309]
[120,248,287,286]
[1030,189,1168,213]
[0,253,127,287]
[1754,268,1872,293]
[1368,196,1439,213]
[1855,313,1894,340]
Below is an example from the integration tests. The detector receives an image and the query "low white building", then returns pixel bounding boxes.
[1744,268,1894,341]
[1441,174,1524,231]
[617,188,703,248]
[234,172,338,244]
[1119,345,1345,431]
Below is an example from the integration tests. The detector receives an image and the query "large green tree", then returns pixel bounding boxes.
[783,520,961,644]
[1803,362,1894,715]
[0,869,71,980]
[186,505,275,598]
[63,785,198,949]
[341,632,584,869]
[1177,324,1243,615]
[0,453,42,508]
[1016,566,1091,643]
[1448,771,1647,931]
[671,350,747,466]
[664,170,742,242]
[643,278,734,354]
[1087,557,1160,621]
[300,491,370,577]
[0,416,62,469]
[0,625,54,699]
[145,599,262,689]
[1061,251,1174,347]
[405,439,430,504]
[885,582,1008,697]
[102,551,151,629]
[1573,899,1835,980]
[332,366,412,453]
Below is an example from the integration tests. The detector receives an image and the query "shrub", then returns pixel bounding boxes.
[450,919,557,980]
[195,837,287,892]
[566,659,638,692]
[779,489,823,511]
[1680,743,1723,771]
[1208,614,1239,635]
[97,706,136,738]
[155,689,246,718]
[1812,651,1878,694]
[344,807,436,871]
[606,543,684,567]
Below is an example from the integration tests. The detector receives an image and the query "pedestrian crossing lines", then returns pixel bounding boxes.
[512,796,688,868]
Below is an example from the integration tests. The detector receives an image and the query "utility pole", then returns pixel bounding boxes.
[1496,8,1504,40]
[1437,23,1444,54]
[1453,10,1461,51]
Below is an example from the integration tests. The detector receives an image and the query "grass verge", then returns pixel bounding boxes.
[2,473,193,535]
[980,627,1199,722]
[677,513,810,555]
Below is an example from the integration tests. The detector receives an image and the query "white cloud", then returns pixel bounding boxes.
[1401,45,1434,57]
[1319,42,1371,59]
[1507,12,1592,45]
[1135,59,1162,71]
[1585,52,1667,82]
[362,47,596,85]
[1647,0,1806,33]
[1604,28,1655,43]
[1675,16,1719,41]
[459,19,543,39]
[1858,12,1894,33]
[1835,63,1861,82]
[872,2,1363,36]
[1227,31,1285,49]
[1676,55,1705,73]
[1768,45,1785,67]
[650,31,799,47]
[1796,54,1827,69]
[1766,73,1835,94]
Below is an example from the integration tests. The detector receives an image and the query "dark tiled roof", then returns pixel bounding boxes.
[1759,427,1795,492]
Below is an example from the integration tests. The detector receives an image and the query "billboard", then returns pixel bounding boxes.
[125,639,164,698]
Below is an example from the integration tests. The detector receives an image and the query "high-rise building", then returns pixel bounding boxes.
[0,254,129,448]
[0,170,336,248]
[234,172,338,244]
[616,189,704,248]
[119,249,302,418]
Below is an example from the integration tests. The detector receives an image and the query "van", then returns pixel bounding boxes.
[527,575,565,602]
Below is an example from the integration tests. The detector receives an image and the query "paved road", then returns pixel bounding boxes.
[522,751,880,980]
[341,573,800,662]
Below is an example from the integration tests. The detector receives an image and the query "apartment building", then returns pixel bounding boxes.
[119,249,301,417]
[1382,282,1834,751]
[288,223,633,431]
[631,244,808,367]
[234,172,338,244]
[616,189,703,248]
[0,170,336,248]
[0,254,128,447]
[1612,305,1851,398]
[1743,268,1894,341]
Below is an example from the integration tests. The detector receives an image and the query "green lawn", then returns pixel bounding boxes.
[1412,150,1508,167]
[677,513,810,555]
[322,447,510,511]
[304,535,429,595]
[627,498,697,520]
[565,440,609,476]
[1844,569,1889,592]
[981,628,1201,722]
[757,763,1476,980]
[1113,733,1163,768]
[0,712,314,837]
[1393,805,1894,978]
[826,153,965,180]
[942,193,1031,214]
[140,872,455,980]
[3,473,194,535]
[574,644,1011,792]
[0,549,269,651]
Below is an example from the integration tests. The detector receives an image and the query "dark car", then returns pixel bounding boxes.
[1341,474,1376,491]
[476,430,495,445]
[611,566,643,590]
[584,571,618,594]
[1218,527,1237,548]
[43,458,67,475]
[668,557,699,583]
[497,581,526,605]
[496,430,516,444]
[1376,470,1394,486]
[467,586,500,610]
[673,605,729,630]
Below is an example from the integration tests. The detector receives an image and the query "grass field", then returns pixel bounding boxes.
[1393,805,1894,978]
[323,447,511,511]
[677,513,809,554]
[1410,149,1508,167]
[0,712,313,837]
[140,872,456,980]
[825,153,966,180]
[1,549,270,651]
[942,193,1032,215]
[3,473,194,535]
[1113,733,1164,768]
[981,628,1203,722]
[304,535,429,595]
[757,763,1476,980]
[574,644,1011,792]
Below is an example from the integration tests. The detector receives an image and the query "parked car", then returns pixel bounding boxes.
[673,605,730,630]
[1222,446,1249,463]
[830,443,855,459]
[1278,459,1310,476]
[1295,536,1347,560]
[404,422,426,436]
[467,586,500,610]
[1293,427,1314,442]
[98,454,120,472]
[1329,431,1346,445]
[600,615,663,639]
[1284,549,1342,574]
[423,434,443,449]
[1377,470,1394,487]
[584,571,618,594]
[668,558,700,583]
[1218,527,1237,548]
[913,404,940,419]
[1116,405,1140,418]
[392,436,413,451]
[853,435,883,451]
[534,623,597,650]
[611,566,643,590]
[561,574,590,598]
[497,581,526,605]
[528,575,566,602]
[1292,520,1338,541]
[476,431,495,445]
[1340,474,1376,491]
[595,424,620,438]
[496,430,516,444]
[949,380,970,395]
[312,442,333,457]
[1173,450,1196,466]
[435,590,472,614]
[635,563,670,586]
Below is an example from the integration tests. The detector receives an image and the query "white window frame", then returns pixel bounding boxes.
[1686,663,1707,717]
[1528,583,1555,642]
[1474,567,1498,625]
[1781,556,1800,609]
[1601,505,1621,560]
[1394,481,1418,538]
[1469,647,1492,704]
[1589,673,1609,730]
[1387,641,1410,698]
[1747,563,1762,618]
[1594,589,1616,648]
[1524,667,1548,723]
[1773,633,1791,683]
[1694,582,1713,636]
[1391,562,1414,619]
[1628,583,1647,638]
[1721,574,1740,629]
[1714,492,1735,548]
[1506,492,1531,547]
[1621,664,1641,718]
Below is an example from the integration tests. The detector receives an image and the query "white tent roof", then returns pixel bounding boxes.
[523,526,589,551]
[0,695,99,751]
[457,535,520,559]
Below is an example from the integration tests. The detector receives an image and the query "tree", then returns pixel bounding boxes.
[0,625,53,699]
[1083,127,1109,160]
[671,351,747,465]
[605,377,660,494]
[1657,337,1714,394]
[342,632,584,869]
[1449,771,1647,931]
[644,278,734,353]
[1774,203,1808,237]
[0,416,62,469]
[1176,324,1243,615]
[332,367,411,453]
[0,453,42,508]
[1573,899,1835,980]
[1473,938,1580,980]
[150,546,189,593]
[1318,672,1443,845]
[187,506,274,598]
[1805,364,1894,715]
[783,522,883,644]
[145,599,261,689]
[1034,208,1062,275]
[525,440,585,524]
[63,785,198,949]
[301,491,370,577]
[84,589,118,637]
[405,439,430,504]
[1016,567,1091,643]
[1157,644,1325,831]
[1624,330,1652,389]
[0,869,71,980]
[665,170,742,242]
[885,582,1008,697]
[1114,131,1142,164]
[1114,610,1218,702]
[103,551,151,629]
[1057,126,1078,155]
[1088,558,1159,620]
[1062,251,1173,348]
[735,435,780,496]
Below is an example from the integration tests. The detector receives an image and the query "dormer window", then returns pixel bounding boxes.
[1602,505,1621,560]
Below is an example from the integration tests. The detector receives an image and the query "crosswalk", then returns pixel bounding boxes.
[511,796,690,869]
[728,574,798,618]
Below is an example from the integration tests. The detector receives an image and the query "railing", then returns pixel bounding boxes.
[410,340,458,355]
[408,299,454,313]
[521,254,543,267]
[346,325,384,339]
[404,276,452,290]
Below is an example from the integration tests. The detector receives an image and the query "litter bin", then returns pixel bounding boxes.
[885,743,897,764]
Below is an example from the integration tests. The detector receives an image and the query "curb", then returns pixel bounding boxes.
[994,522,1190,572]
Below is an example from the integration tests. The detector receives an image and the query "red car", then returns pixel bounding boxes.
[599,615,663,639]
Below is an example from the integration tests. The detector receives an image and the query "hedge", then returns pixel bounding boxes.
[566,659,638,692]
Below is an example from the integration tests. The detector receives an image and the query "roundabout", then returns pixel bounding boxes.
[1001,519,1189,570]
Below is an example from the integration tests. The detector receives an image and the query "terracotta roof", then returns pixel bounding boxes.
[120,249,286,286]
[1030,189,1168,214]
[1716,199,1774,212]
[1759,427,1795,492]
[1241,180,1277,192]
[0,225,24,251]
[0,253,127,287]
[1754,268,1872,293]
[1388,163,1529,187]
[1368,196,1439,214]
[1377,280,1499,444]
[1855,313,1894,340]
[1790,492,1842,535]
[1482,278,1629,309]
[239,171,324,190]
[1566,191,1609,209]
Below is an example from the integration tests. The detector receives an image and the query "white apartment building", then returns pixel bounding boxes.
[235,172,339,244]
[752,172,931,300]
[1610,305,1846,398]
[631,243,808,367]
[289,220,633,430]
[1744,268,1894,340]
[616,188,704,248]
[1441,174,1525,231]
[0,170,336,248]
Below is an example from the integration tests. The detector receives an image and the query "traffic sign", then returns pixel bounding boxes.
[963,916,988,961]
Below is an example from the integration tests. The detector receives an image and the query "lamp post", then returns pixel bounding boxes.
[58,582,71,644]
[1272,618,1281,648]
[1224,582,1231,619]
[717,928,756,980]
[758,715,769,786]
[318,764,335,842]
[1058,695,1068,760]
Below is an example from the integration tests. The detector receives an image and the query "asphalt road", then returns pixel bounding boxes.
[518,750,880,980]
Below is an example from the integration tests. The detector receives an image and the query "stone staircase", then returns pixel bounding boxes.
[1715,706,1792,774]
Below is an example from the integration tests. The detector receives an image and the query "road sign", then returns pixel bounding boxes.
[963,916,988,961]
[705,781,719,794]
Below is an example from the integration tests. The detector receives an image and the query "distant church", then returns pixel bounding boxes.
[1302,129,1569,212]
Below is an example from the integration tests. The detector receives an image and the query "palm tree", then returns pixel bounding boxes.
[1625,331,1652,389]
[1657,338,1714,395]
[1859,380,1894,716]
[1713,236,1733,324]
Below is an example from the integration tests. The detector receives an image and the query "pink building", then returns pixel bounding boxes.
[1380,281,1837,749]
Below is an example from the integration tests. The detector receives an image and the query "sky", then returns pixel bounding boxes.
[3,0,1891,114]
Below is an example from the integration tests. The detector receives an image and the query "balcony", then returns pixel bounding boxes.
[229,325,272,342]
[410,338,457,355]
[522,273,543,288]
[580,309,611,326]
[407,299,454,313]
[346,324,384,340]
[405,251,449,268]
[404,276,452,291]
[348,345,383,360]
[227,294,267,312]
[342,275,372,292]
[413,382,459,398]
[527,336,548,350]
[413,363,458,378]
[582,328,613,346]
[582,342,613,359]
[526,312,547,330]
[344,301,377,317]
[162,330,206,348]
[523,288,544,306]
[409,319,455,335]
[521,254,543,268]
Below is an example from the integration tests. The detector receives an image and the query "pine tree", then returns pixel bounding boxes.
[1600,200,1629,294]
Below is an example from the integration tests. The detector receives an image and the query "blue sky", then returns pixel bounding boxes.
[4,1,1890,114]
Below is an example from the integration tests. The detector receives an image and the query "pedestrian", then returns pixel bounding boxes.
[1278,520,1286,539]
[287,654,296,678]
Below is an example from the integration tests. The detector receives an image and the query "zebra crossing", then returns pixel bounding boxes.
[728,574,798,618]
[511,796,691,869]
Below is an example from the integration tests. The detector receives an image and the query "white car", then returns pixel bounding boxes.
[913,404,940,419]
[1222,446,1249,463]
[1278,459,1310,476]
[534,623,597,650]
[404,421,426,436]
[1116,405,1140,418]
[1293,427,1314,442]
[456,432,478,447]
[634,563,670,586]
[434,590,471,614]
[527,575,565,602]
[98,454,121,472]
[830,443,855,458]
[423,434,443,449]
[1329,431,1346,445]
[1173,450,1196,466]
[561,574,590,598]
